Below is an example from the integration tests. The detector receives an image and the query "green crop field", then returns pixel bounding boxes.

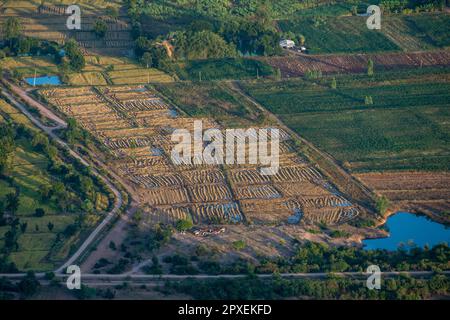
[404,13,450,48]
[278,16,400,54]
[154,82,273,128]
[382,13,450,51]
[242,67,450,172]
[175,58,274,81]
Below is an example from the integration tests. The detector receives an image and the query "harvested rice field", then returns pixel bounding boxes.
[40,84,364,227]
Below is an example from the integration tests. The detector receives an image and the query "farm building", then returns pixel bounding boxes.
[280,39,295,49]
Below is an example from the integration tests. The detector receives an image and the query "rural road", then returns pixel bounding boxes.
[0,271,448,287]
[0,80,124,274]
[7,80,67,129]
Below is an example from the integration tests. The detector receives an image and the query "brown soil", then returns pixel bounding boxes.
[261,50,450,77]
[356,171,450,224]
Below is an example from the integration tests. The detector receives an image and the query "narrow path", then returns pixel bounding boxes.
[0,270,448,283]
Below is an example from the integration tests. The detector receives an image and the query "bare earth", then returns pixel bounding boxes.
[356,171,450,223]
[261,50,450,77]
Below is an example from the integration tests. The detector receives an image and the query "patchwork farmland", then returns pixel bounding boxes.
[0,1,133,56]
[241,67,450,220]
[40,85,362,227]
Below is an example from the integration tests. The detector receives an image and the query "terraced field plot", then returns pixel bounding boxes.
[262,50,450,77]
[0,55,173,86]
[0,1,133,56]
[242,68,450,172]
[41,85,362,226]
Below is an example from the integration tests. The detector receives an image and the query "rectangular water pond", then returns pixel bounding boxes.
[25,75,61,86]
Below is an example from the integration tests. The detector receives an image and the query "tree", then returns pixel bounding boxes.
[31,133,49,152]
[93,19,108,38]
[141,52,153,68]
[0,124,15,175]
[20,222,27,233]
[331,77,337,89]
[18,271,40,298]
[275,68,282,81]
[47,222,54,232]
[5,193,19,217]
[3,17,21,48]
[367,58,374,76]
[376,195,390,215]
[109,241,116,250]
[34,208,45,217]
[105,6,119,19]
[81,199,94,213]
[4,226,19,251]
[64,39,85,72]
[298,34,305,46]
[176,218,193,232]
[232,240,246,250]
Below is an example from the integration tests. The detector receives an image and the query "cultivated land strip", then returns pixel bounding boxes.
[263,50,450,77]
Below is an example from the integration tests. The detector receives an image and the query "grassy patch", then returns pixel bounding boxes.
[154,82,273,128]
[278,16,400,54]
[175,58,274,81]
[404,13,450,48]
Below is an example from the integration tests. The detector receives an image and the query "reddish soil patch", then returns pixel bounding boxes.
[261,50,450,77]
[356,171,450,223]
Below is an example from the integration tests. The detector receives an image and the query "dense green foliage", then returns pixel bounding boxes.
[163,273,449,299]
[93,19,108,39]
[63,39,85,72]
[255,242,450,273]
[243,67,450,172]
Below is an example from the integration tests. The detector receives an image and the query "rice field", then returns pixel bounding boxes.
[40,84,362,227]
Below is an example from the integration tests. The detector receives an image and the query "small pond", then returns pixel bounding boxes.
[363,212,450,251]
[25,75,61,86]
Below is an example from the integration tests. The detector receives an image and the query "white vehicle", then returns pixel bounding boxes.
[279,39,295,49]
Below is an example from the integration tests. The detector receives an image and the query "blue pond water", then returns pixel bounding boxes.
[25,75,61,86]
[363,212,450,251]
